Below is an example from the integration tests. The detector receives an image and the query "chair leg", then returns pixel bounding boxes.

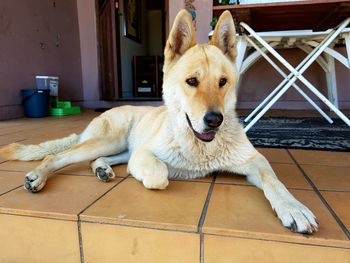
[325,53,339,109]
[243,36,333,124]
[240,18,350,130]
[235,37,248,94]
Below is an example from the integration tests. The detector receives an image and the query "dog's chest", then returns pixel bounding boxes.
[154,136,252,178]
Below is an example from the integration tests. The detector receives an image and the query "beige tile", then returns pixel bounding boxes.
[0,175,121,220]
[257,148,293,163]
[321,191,350,231]
[302,165,350,191]
[0,213,80,263]
[0,171,23,194]
[82,222,199,263]
[204,234,350,263]
[216,163,312,190]
[289,149,350,167]
[203,184,349,248]
[81,178,210,232]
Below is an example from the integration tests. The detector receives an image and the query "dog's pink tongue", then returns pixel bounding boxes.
[197,131,216,142]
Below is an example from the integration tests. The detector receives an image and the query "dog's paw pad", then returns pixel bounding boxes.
[95,167,115,182]
[24,172,45,193]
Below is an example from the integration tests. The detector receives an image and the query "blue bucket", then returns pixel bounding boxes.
[21,89,50,118]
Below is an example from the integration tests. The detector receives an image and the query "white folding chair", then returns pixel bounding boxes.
[236,17,350,132]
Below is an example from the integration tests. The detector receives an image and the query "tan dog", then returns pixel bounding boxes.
[0,10,318,234]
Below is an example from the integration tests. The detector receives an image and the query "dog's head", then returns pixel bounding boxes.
[163,10,238,142]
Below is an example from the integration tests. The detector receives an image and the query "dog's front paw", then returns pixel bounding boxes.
[274,200,318,234]
[143,176,169,190]
[24,171,47,193]
[95,165,115,182]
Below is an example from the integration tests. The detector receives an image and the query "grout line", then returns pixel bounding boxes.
[78,220,84,263]
[0,211,76,222]
[78,177,128,216]
[76,177,128,263]
[200,233,204,263]
[317,189,350,193]
[214,181,315,191]
[205,233,350,250]
[198,174,217,232]
[287,150,350,239]
[0,185,22,197]
[80,218,197,234]
[198,173,217,263]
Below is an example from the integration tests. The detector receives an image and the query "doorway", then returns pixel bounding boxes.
[96,0,166,100]
[97,0,121,100]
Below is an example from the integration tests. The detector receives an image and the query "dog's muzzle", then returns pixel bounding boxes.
[186,113,219,142]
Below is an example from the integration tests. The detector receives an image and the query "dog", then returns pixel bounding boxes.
[0,10,318,234]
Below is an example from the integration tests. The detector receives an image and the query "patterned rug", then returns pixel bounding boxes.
[243,117,350,152]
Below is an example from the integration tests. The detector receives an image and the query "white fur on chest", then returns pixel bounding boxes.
[153,127,255,179]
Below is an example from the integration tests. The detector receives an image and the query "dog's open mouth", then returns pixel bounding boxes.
[186,114,216,142]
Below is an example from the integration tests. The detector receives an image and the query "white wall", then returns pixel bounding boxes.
[76,0,99,103]
[168,0,212,43]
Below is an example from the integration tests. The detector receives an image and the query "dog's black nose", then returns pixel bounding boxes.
[204,111,223,128]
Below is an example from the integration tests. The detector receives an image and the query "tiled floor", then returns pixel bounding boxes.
[0,111,349,262]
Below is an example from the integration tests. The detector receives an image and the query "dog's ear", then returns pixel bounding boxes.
[210,11,236,62]
[164,10,196,66]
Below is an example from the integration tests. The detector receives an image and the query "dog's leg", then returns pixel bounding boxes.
[128,149,169,190]
[24,136,126,192]
[231,151,318,234]
[90,151,130,182]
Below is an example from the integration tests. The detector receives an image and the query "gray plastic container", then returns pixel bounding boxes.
[35,76,59,96]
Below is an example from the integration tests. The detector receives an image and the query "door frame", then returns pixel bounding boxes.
[96,0,122,100]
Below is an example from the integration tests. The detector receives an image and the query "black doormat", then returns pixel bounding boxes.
[243,117,350,152]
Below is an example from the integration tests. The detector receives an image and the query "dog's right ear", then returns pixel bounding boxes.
[164,10,196,68]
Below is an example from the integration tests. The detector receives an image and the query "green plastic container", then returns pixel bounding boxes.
[50,100,80,116]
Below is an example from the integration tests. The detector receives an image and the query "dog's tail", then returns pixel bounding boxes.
[0,133,79,161]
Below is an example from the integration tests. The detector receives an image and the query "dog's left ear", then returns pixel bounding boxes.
[164,10,196,68]
[210,11,237,63]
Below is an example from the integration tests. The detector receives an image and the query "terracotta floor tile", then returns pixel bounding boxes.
[81,178,210,232]
[256,148,293,164]
[0,160,41,172]
[0,160,129,179]
[0,157,6,164]
[0,133,26,146]
[289,149,350,167]
[321,191,350,231]
[0,171,23,195]
[204,234,350,263]
[82,222,199,263]
[170,174,214,183]
[216,163,312,190]
[203,184,350,248]
[0,213,80,263]
[59,163,129,177]
[0,175,121,220]
[302,165,350,191]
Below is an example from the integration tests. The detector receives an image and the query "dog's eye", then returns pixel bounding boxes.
[219,78,227,87]
[186,77,199,87]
